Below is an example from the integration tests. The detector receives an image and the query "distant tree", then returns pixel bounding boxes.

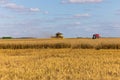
[2,37,13,39]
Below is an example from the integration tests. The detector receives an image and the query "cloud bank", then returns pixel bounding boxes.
[0,0,40,12]
[62,0,103,4]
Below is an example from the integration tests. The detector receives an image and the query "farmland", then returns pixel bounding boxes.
[0,38,120,49]
[0,38,120,80]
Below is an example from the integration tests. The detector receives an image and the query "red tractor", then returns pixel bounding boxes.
[92,34,100,39]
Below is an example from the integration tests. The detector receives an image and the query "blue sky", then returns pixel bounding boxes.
[0,0,120,38]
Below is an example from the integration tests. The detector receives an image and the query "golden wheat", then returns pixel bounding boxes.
[0,49,120,80]
[0,38,120,49]
[0,38,119,80]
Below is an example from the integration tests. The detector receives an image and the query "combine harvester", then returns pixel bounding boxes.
[51,32,64,39]
[92,34,100,39]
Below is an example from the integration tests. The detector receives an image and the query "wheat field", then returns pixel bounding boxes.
[0,38,120,80]
[0,38,120,49]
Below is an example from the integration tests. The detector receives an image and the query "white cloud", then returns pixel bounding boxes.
[62,0,103,4]
[0,0,40,13]
[74,13,91,18]
[30,8,40,12]
[3,3,25,11]
[2,3,40,12]
[48,13,91,23]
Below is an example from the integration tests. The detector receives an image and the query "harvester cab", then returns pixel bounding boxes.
[51,32,64,38]
[56,32,63,38]
[92,34,100,39]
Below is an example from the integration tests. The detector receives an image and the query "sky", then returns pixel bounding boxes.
[0,0,120,38]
